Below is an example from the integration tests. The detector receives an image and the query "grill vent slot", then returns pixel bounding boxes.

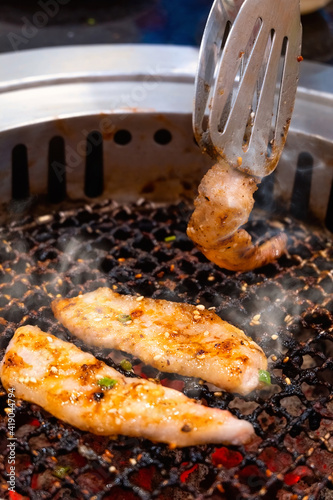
[114,129,132,145]
[325,177,333,232]
[254,171,275,212]
[290,152,313,220]
[85,131,104,198]
[154,129,172,145]
[12,144,29,200]
[48,136,66,203]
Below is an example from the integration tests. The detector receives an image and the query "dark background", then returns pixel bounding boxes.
[0,0,333,64]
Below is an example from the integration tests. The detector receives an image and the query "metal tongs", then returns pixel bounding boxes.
[194,0,302,178]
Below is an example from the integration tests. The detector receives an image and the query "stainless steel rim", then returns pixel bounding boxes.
[0,44,332,223]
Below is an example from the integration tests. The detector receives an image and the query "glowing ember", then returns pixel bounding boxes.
[211,447,243,468]
[180,463,199,482]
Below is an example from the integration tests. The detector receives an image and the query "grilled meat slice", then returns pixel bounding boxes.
[0,326,254,447]
[52,288,267,395]
[187,162,287,271]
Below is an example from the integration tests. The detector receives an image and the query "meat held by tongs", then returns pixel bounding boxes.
[188,0,302,271]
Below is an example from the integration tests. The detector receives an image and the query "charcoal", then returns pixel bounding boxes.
[0,200,332,499]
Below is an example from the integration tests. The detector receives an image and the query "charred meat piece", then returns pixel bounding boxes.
[187,161,287,272]
[0,326,254,447]
[52,288,267,395]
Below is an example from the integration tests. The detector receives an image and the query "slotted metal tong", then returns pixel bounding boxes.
[194,0,302,178]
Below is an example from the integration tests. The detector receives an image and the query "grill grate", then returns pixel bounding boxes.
[0,200,332,499]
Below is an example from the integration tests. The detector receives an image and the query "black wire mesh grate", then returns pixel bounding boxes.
[0,200,332,499]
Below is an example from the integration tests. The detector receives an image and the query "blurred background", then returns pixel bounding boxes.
[0,0,332,63]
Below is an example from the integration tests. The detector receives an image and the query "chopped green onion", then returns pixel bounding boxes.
[259,369,271,385]
[120,359,133,371]
[53,465,72,479]
[97,377,118,389]
[164,235,176,242]
[117,313,132,323]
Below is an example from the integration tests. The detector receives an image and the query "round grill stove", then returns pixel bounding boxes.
[0,45,332,500]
